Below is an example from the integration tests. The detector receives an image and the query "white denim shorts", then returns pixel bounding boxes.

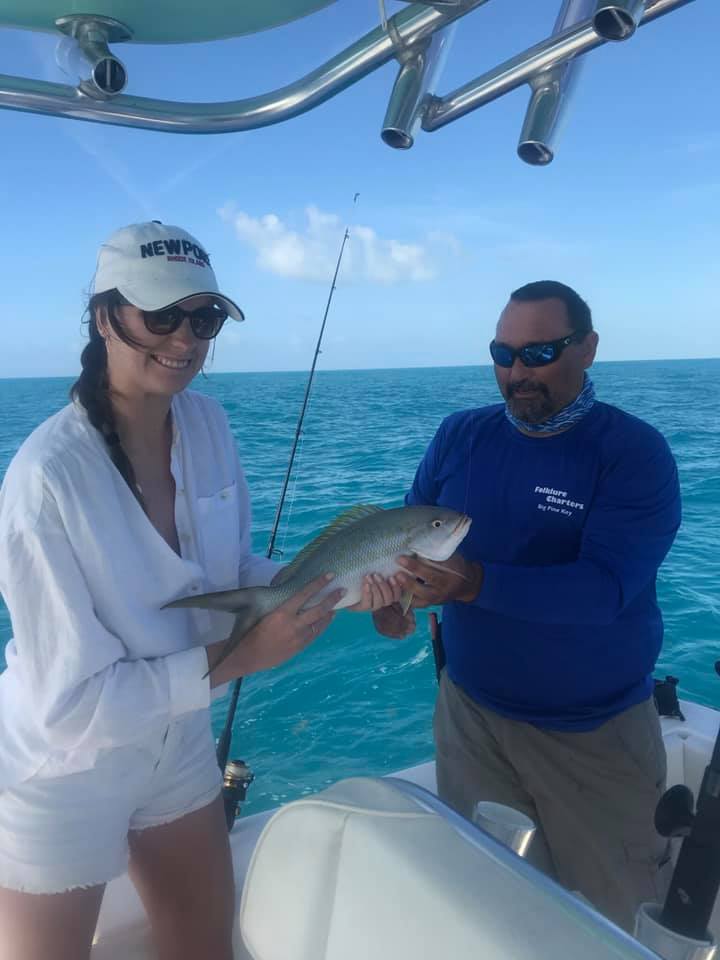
[0,708,223,894]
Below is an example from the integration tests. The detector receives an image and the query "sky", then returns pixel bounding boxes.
[0,0,718,377]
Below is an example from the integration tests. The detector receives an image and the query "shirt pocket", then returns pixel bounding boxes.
[196,482,240,591]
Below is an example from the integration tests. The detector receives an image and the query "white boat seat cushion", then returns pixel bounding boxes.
[239,776,657,960]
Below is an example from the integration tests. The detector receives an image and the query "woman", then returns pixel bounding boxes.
[0,222,400,960]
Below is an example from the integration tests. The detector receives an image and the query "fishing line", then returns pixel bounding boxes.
[278,425,306,560]
[271,195,362,568]
[266,193,359,561]
[216,194,360,815]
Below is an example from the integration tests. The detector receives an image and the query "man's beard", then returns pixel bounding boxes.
[506,380,555,424]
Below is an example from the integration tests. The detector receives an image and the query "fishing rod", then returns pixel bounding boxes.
[643,660,720,956]
[217,200,356,830]
[265,223,351,560]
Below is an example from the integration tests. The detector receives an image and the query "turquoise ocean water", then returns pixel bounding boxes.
[1,361,719,815]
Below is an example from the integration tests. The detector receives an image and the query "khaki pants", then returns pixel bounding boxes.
[433,671,671,932]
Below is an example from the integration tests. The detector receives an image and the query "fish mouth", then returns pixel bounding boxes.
[441,513,472,558]
[453,514,472,540]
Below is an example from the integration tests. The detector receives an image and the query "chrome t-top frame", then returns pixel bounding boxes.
[0,0,697,163]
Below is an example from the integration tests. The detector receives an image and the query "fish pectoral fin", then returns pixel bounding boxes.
[414,557,471,582]
[399,589,414,615]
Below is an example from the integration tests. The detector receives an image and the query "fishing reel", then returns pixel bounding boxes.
[222,759,255,832]
[655,783,697,841]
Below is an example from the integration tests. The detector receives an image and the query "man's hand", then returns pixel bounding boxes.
[394,552,484,608]
[372,602,416,639]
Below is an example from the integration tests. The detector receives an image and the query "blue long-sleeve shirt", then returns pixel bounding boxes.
[406,402,681,731]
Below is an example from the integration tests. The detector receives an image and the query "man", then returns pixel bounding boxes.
[375,281,681,931]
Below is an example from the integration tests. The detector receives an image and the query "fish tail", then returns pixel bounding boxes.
[203,605,260,679]
[163,585,272,679]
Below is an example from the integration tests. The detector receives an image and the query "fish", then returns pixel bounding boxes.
[164,503,472,676]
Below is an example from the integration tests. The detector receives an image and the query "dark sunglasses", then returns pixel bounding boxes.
[489,333,581,368]
[116,295,228,340]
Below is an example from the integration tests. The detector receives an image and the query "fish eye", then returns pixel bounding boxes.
[432,519,443,528]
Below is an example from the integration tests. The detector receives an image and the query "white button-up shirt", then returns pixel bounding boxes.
[0,390,278,789]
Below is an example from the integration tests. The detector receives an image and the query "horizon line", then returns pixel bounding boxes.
[0,356,718,383]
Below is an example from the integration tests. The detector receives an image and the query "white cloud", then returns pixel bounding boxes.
[218,204,438,285]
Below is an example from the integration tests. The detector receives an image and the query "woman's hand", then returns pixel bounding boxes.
[345,573,405,612]
[207,573,345,687]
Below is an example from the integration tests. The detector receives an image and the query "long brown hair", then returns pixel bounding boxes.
[69,290,144,505]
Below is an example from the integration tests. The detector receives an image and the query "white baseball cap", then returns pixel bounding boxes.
[92,221,245,321]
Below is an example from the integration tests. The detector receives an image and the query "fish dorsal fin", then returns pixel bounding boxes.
[273,504,384,585]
